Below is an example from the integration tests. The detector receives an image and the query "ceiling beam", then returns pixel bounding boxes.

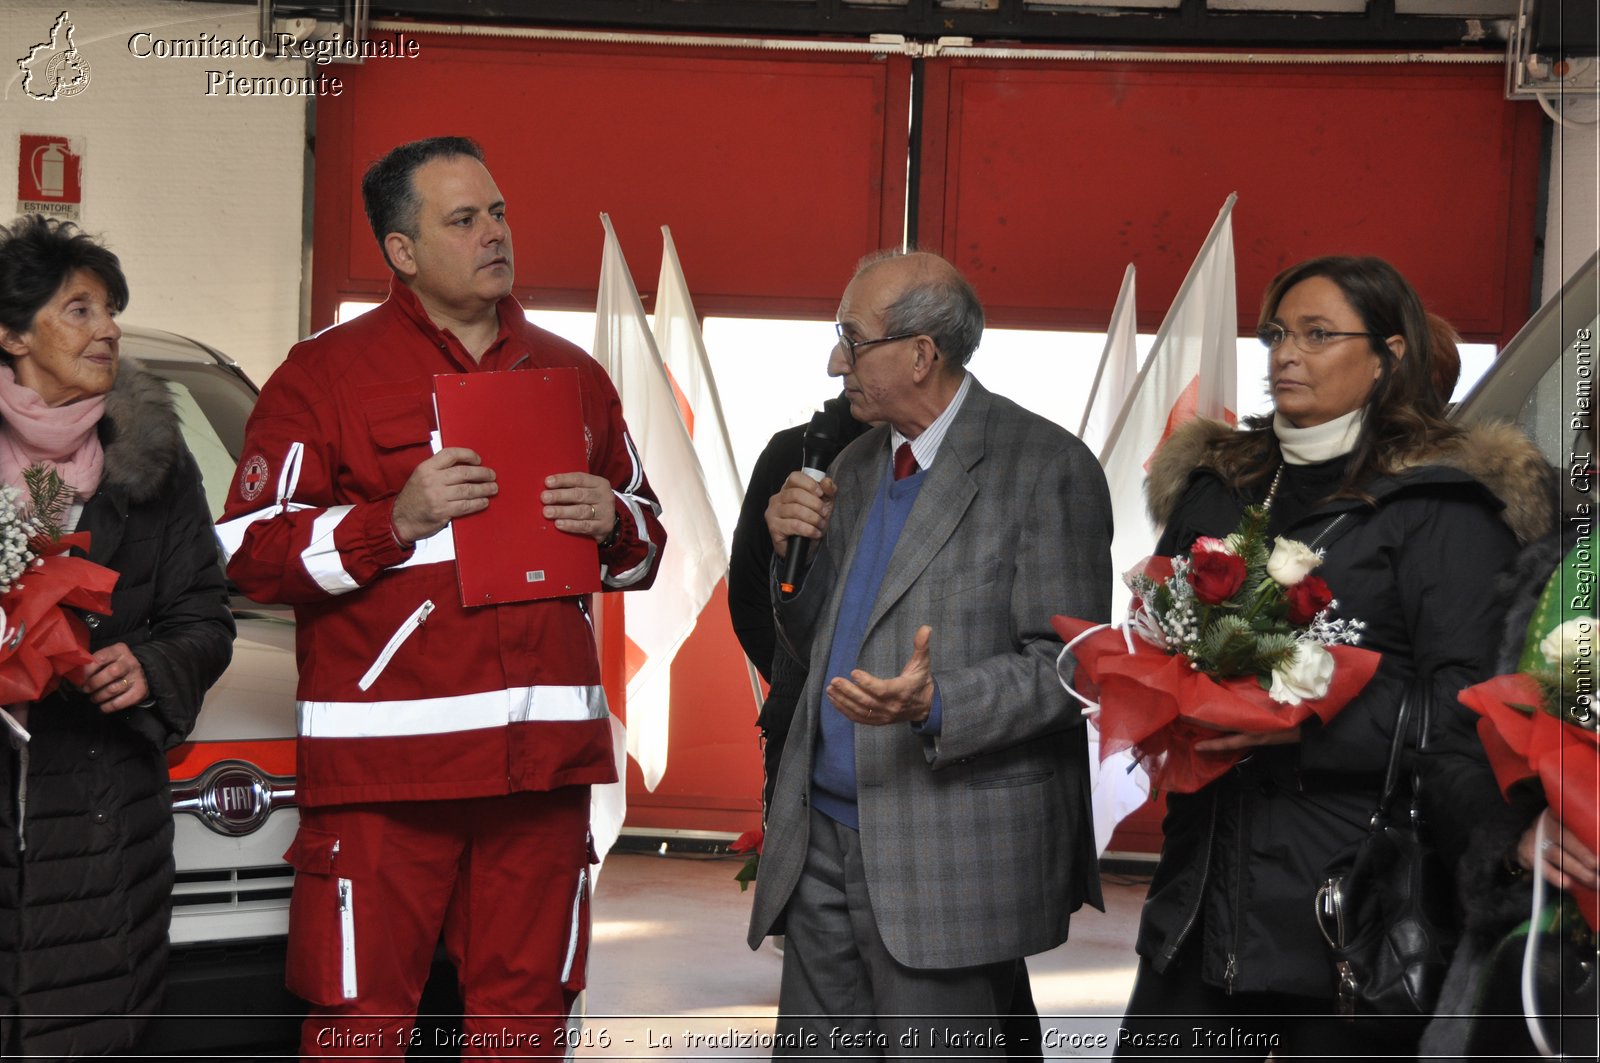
[239,1,1507,49]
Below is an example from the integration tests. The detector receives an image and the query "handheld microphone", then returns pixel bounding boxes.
[779,406,843,595]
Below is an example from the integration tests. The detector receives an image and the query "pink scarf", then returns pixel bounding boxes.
[0,364,106,500]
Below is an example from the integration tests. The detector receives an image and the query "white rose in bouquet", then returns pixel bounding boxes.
[1266,538,1322,587]
[1539,618,1594,686]
[1268,642,1335,705]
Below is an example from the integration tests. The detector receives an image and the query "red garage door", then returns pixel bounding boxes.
[918,57,1541,344]
[312,34,912,324]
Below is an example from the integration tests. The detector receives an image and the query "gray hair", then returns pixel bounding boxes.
[855,250,984,368]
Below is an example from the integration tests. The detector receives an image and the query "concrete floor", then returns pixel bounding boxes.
[579,851,1150,1060]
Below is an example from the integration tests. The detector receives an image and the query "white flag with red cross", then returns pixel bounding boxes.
[592,214,727,794]
[1099,194,1239,600]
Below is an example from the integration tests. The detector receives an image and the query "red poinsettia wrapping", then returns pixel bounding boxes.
[1051,615,1381,794]
[1458,673,1600,930]
[731,828,763,892]
[0,532,119,705]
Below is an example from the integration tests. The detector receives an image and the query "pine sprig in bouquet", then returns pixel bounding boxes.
[21,465,74,545]
[1053,505,1381,793]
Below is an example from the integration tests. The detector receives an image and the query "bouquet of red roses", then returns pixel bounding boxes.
[1457,543,1599,930]
[0,468,119,741]
[1053,505,1380,793]
[730,828,762,892]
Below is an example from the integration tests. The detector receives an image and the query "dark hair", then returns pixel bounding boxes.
[361,136,485,273]
[1426,311,1462,404]
[855,249,985,368]
[0,215,128,336]
[1207,255,1457,500]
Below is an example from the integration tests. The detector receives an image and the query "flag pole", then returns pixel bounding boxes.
[1097,192,1238,464]
[661,227,742,479]
[1078,263,1137,438]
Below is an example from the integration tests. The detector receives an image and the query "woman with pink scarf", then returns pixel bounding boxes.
[0,216,234,1059]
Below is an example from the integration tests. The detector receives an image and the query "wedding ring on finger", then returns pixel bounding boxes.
[589,503,597,520]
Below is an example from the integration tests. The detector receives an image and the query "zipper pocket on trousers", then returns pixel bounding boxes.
[358,600,435,691]
[561,867,588,984]
[338,875,358,1000]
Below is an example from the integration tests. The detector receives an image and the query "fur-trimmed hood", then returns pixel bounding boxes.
[1146,417,1554,545]
[98,358,184,505]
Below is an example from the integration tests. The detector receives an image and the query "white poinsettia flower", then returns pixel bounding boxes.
[1266,538,1322,586]
[1268,642,1335,705]
[1540,618,1594,674]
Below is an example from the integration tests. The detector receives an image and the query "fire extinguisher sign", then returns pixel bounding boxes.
[17,134,84,222]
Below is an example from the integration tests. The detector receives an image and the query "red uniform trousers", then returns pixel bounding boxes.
[285,788,591,1060]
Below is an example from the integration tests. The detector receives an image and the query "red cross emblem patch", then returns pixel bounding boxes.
[239,454,269,502]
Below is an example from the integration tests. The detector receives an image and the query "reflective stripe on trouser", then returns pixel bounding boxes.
[294,788,592,1060]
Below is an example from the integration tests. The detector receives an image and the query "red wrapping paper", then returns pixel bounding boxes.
[1052,614,1381,794]
[0,539,119,705]
[1459,673,1600,930]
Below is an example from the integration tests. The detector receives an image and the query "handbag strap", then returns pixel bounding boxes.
[1375,679,1432,821]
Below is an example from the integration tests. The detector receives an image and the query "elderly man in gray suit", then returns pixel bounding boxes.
[751,250,1113,1055]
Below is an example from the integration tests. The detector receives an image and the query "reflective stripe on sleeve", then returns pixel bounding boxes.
[299,505,358,594]
[215,503,311,562]
[618,430,644,494]
[601,490,658,588]
[298,684,609,738]
[277,442,304,505]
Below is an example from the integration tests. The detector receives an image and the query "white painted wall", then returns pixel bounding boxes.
[1541,99,1600,302]
[0,0,306,387]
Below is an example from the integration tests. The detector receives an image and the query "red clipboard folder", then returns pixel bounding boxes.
[433,369,601,607]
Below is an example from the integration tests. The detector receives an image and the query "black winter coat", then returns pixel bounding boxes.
[727,396,867,817]
[0,362,235,1059]
[1135,419,1551,1000]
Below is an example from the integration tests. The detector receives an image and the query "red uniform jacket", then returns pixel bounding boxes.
[219,282,665,806]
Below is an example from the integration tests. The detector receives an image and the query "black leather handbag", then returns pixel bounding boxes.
[1315,686,1460,1017]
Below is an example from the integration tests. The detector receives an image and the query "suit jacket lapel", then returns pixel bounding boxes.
[797,425,890,729]
[862,380,989,636]
[825,429,889,601]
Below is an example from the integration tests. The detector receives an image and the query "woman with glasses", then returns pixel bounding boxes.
[1114,256,1553,1057]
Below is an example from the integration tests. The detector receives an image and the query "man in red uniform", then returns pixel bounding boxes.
[218,137,665,1059]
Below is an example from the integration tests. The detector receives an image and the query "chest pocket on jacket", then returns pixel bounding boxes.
[930,558,1003,602]
[359,391,434,489]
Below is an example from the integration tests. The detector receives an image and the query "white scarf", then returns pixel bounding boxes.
[1273,409,1363,465]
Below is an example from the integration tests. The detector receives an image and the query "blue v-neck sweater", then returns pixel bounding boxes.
[811,464,927,829]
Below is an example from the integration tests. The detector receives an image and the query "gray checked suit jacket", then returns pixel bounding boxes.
[746,377,1113,970]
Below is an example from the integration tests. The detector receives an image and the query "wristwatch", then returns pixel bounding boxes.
[598,513,622,550]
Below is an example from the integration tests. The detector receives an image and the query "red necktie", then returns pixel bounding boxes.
[893,442,919,481]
